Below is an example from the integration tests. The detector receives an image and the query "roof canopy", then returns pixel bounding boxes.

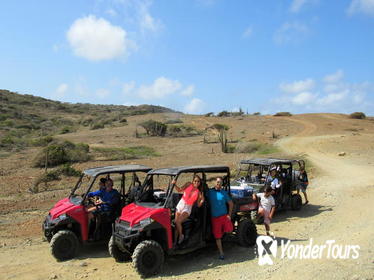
[83,164,152,177]
[240,158,300,166]
[148,165,230,176]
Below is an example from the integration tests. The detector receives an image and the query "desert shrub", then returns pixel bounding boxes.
[90,122,105,130]
[59,163,82,177]
[93,146,158,160]
[205,112,214,117]
[349,112,366,119]
[274,112,292,117]
[217,111,230,117]
[210,123,229,131]
[235,142,261,153]
[167,124,200,137]
[139,120,167,136]
[30,136,55,147]
[253,112,261,115]
[165,119,183,124]
[33,140,90,167]
[119,118,128,123]
[80,118,94,127]
[60,126,74,134]
[226,144,236,153]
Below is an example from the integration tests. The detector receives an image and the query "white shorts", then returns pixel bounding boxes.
[176,199,192,215]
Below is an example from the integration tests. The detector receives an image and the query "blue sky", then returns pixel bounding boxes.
[1,0,373,115]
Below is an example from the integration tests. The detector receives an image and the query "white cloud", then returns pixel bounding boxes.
[274,22,309,45]
[53,83,68,99]
[242,26,253,38]
[291,92,316,105]
[96,88,111,99]
[180,85,195,96]
[316,91,348,106]
[290,0,308,13]
[136,77,182,100]
[184,98,205,114]
[347,0,374,16]
[138,0,162,33]
[279,78,315,93]
[323,69,344,83]
[67,15,135,61]
[122,81,136,95]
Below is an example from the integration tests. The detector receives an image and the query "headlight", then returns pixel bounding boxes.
[52,214,67,224]
[139,218,153,227]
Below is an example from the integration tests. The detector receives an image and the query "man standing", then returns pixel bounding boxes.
[207,177,234,260]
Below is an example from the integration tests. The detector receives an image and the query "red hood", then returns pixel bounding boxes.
[120,203,167,227]
[49,198,81,219]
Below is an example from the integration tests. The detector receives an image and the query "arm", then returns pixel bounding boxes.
[197,191,205,207]
[227,200,234,219]
[172,180,190,193]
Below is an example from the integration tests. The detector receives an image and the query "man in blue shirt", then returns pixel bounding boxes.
[207,177,233,260]
[87,178,120,239]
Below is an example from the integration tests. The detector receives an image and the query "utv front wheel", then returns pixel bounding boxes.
[50,230,79,261]
[109,235,131,262]
[237,218,257,247]
[291,194,302,210]
[132,240,164,277]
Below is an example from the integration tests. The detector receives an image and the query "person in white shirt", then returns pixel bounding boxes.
[253,186,275,236]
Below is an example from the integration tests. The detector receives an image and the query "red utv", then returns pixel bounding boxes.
[42,164,152,261]
[109,165,257,277]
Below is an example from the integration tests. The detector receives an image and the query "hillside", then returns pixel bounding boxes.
[0,89,177,150]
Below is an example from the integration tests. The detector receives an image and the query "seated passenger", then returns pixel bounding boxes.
[172,175,204,245]
[87,178,120,239]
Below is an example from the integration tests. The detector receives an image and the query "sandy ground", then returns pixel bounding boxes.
[0,114,374,280]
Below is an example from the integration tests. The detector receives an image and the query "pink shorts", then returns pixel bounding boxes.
[258,207,271,225]
[211,215,233,239]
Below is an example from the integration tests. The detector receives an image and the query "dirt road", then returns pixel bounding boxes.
[1,116,373,280]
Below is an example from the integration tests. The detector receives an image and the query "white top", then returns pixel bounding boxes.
[266,176,281,189]
[256,193,275,212]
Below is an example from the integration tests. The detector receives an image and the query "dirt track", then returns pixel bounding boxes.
[1,116,373,280]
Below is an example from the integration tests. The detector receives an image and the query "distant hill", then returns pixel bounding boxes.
[0,89,177,150]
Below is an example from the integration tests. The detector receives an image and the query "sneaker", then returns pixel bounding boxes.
[219,255,225,260]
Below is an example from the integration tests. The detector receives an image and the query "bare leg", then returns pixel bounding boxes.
[303,191,309,203]
[175,212,189,242]
[216,238,224,256]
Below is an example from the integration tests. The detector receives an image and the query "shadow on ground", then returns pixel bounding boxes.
[272,203,333,223]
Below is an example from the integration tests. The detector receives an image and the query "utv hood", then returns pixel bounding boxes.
[49,198,79,219]
[120,203,169,227]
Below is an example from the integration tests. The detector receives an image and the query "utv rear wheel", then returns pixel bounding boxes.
[50,230,79,261]
[237,218,257,247]
[109,235,131,262]
[132,240,164,277]
[291,194,302,210]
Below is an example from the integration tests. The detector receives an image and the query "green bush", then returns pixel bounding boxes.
[205,112,214,117]
[30,136,55,147]
[165,119,183,124]
[139,120,167,136]
[90,122,105,130]
[167,124,200,137]
[349,112,366,119]
[32,140,90,167]
[210,123,229,131]
[93,146,158,161]
[217,111,230,117]
[274,112,292,117]
[234,142,279,154]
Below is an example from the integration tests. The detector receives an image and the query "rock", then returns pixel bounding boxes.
[49,274,58,279]
[79,261,88,267]
[338,152,346,156]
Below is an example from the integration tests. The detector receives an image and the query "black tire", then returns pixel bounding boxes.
[109,235,131,262]
[237,218,257,247]
[50,230,79,261]
[291,194,302,210]
[132,240,164,278]
[251,210,264,225]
